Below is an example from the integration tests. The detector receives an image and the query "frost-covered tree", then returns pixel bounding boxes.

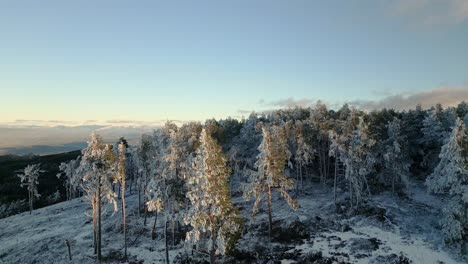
[163,123,191,248]
[426,118,468,248]
[17,164,43,214]
[383,118,410,193]
[145,129,168,242]
[185,129,242,264]
[145,123,185,264]
[137,134,153,224]
[422,108,445,145]
[421,108,448,172]
[294,120,314,192]
[78,132,117,261]
[309,101,333,183]
[245,124,299,240]
[344,117,376,207]
[329,108,359,203]
[57,157,81,200]
[116,141,128,258]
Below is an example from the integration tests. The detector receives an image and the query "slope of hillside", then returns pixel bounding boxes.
[0,151,81,204]
[0,181,464,264]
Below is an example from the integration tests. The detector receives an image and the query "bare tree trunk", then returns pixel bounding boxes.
[93,197,97,255]
[326,141,330,180]
[144,199,148,226]
[65,240,72,260]
[170,197,175,246]
[137,175,141,217]
[97,175,102,261]
[29,189,32,214]
[143,171,148,226]
[121,183,127,259]
[295,167,299,196]
[165,220,170,264]
[334,152,338,204]
[151,210,158,240]
[210,230,216,264]
[300,164,303,190]
[318,145,323,183]
[267,186,273,243]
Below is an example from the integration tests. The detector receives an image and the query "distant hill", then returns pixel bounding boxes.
[0,142,87,156]
[0,150,81,213]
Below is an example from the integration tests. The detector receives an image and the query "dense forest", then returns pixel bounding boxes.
[2,101,468,263]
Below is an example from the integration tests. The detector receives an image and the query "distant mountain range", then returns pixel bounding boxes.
[0,123,162,155]
[0,142,88,156]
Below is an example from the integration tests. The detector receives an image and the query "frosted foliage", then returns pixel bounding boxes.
[57,157,81,198]
[17,164,43,198]
[145,127,170,213]
[383,118,410,190]
[79,132,117,213]
[422,109,445,145]
[295,121,313,167]
[184,129,240,256]
[426,118,468,244]
[245,125,299,215]
[345,118,376,205]
[146,178,164,212]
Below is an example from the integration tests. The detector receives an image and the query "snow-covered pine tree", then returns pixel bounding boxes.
[345,117,376,207]
[17,164,43,214]
[422,108,445,145]
[294,120,313,192]
[309,101,333,183]
[116,140,128,258]
[163,123,190,249]
[421,108,447,172]
[145,122,184,264]
[383,118,410,193]
[185,129,242,264]
[329,108,359,204]
[245,124,299,241]
[426,118,468,248]
[137,134,153,224]
[78,132,117,261]
[57,157,81,200]
[145,129,167,243]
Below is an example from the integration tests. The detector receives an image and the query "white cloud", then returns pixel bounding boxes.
[258,97,315,108]
[392,0,468,26]
[347,87,468,111]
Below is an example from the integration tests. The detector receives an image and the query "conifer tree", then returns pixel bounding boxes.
[78,132,117,261]
[57,157,81,200]
[17,164,43,214]
[383,118,410,193]
[426,118,468,248]
[245,124,299,241]
[185,129,242,264]
[116,140,128,258]
[345,117,376,207]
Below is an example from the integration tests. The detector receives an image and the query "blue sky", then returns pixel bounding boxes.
[1,0,468,123]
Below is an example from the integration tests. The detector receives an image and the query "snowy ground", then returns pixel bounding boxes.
[0,181,465,263]
[0,193,184,264]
